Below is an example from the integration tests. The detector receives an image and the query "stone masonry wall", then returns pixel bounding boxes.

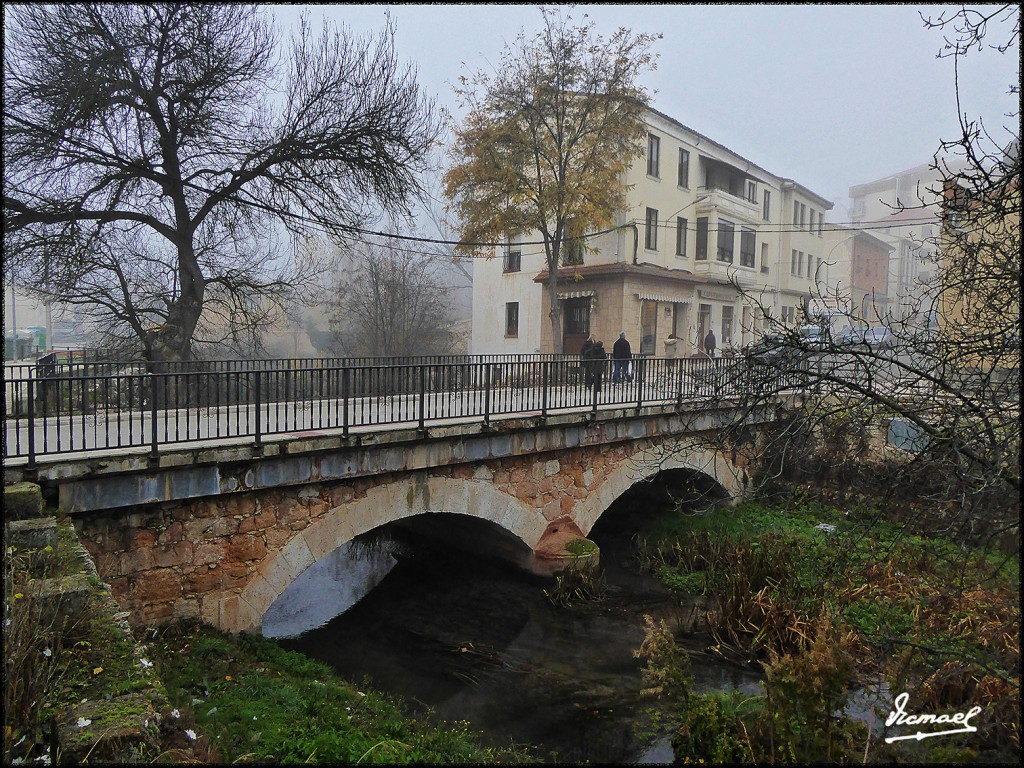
[73,437,664,630]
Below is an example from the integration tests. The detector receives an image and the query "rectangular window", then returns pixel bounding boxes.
[675,216,688,257]
[793,201,800,227]
[800,203,807,229]
[505,302,519,337]
[721,306,734,346]
[645,207,658,250]
[763,189,771,221]
[647,133,660,177]
[818,216,823,237]
[798,251,804,275]
[746,180,757,203]
[809,210,816,234]
[740,228,756,268]
[561,234,583,266]
[807,254,815,279]
[503,248,521,273]
[791,249,799,275]
[677,148,690,188]
[696,217,709,260]
[717,219,734,263]
[760,242,770,273]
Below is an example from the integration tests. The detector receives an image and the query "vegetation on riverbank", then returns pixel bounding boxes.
[633,494,1020,764]
[146,620,533,764]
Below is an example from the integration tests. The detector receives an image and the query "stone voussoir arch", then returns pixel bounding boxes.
[572,443,747,536]
[225,473,547,633]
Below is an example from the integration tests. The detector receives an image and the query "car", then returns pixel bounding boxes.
[743,335,805,366]
[861,327,895,349]
[832,326,867,346]
[796,324,828,350]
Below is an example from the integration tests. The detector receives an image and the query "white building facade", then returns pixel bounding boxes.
[470,107,834,356]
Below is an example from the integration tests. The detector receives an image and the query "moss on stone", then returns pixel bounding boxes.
[3,481,45,520]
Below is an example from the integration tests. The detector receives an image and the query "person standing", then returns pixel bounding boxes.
[704,329,717,360]
[612,331,632,383]
[579,335,595,387]
[591,340,607,392]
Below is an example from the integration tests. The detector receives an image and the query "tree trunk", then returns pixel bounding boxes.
[547,264,562,354]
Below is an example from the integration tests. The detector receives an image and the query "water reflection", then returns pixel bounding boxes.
[262,537,400,639]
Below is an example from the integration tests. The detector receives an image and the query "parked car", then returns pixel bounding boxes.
[832,326,867,346]
[743,335,805,366]
[861,327,895,349]
[796,324,828,350]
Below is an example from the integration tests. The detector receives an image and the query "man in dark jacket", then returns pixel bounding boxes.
[580,336,595,387]
[704,329,717,360]
[612,332,632,383]
[590,340,607,392]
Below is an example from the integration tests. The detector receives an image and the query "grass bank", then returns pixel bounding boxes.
[146,620,533,764]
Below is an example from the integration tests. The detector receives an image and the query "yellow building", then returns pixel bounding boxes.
[938,165,1020,375]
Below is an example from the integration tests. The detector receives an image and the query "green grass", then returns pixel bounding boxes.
[148,621,535,764]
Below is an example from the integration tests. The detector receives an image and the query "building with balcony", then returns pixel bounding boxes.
[470,106,834,356]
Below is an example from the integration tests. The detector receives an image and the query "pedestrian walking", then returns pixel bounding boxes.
[612,332,632,383]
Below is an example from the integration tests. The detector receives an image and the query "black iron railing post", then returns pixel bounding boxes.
[541,360,549,419]
[27,378,37,468]
[635,357,644,414]
[149,373,159,459]
[483,363,491,428]
[342,366,350,439]
[418,364,426,431]
[254,369,262,450]
[675,360,684,409]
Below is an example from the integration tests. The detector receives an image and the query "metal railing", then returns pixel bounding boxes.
[3,354,793,465]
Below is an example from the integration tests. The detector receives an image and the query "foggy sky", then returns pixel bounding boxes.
[275,4,1020,220]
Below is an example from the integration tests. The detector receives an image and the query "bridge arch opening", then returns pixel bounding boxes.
[587,466,730,542]
[236,474,549,634]
[262,513,536,638]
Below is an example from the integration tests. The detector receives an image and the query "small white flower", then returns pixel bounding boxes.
[184,729,197,742]
[42,648,52,658]
[76,717,92,728]
[140,658,153,668]
[252,715,257,721]
[10,758,24,765]
[191,698,203,705]
[171,708,180,719]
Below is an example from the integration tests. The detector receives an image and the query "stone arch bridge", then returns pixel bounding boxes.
[19,402,785,633]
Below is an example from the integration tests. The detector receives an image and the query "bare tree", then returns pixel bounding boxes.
[443,7,659,352]
[324,238,461,357]
[3,4,441,361]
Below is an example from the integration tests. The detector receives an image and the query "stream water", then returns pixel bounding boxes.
[268,487,764,763]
